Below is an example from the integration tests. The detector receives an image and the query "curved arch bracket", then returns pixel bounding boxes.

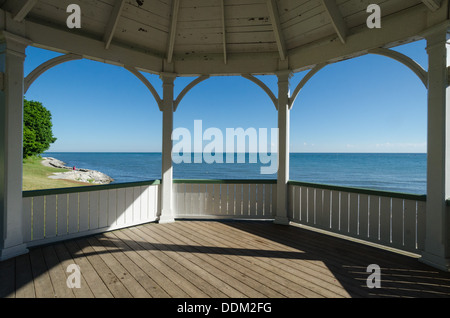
[368,47,428,88]
[124,66,163,110]
[289,63,326,110]
[174,75,210,112]
[24,53,83,93]
[241,74,278,110]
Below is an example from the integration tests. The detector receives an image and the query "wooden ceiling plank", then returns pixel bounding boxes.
[221,0,227,64]
[167,0,180,64]
[422,0,442,11]
[267,0,287,61]
[321,0,347,44]
[12,0,38,22]
[104,0,126,49]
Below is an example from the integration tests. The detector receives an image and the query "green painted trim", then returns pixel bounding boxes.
[173,179,278,185]
[22,178,426,202]
[287,180,427,202]
[23,180,161,198]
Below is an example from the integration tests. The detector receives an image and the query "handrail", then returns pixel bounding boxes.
[23,179,161,197]
[288,180,426,202]
[23,178,427,202]
[173,179,277,184]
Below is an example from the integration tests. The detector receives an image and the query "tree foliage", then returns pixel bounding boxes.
[23,99,57,158]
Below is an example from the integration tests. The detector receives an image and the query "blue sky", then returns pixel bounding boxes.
[24,39,428,153]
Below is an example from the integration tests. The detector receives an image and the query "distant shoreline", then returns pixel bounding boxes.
[42,157,114,185]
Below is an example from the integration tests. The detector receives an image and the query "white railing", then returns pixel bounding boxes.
[173,180,277,219]
[22,179,427,255]
[22,181,160,247]
[287,181,426,254]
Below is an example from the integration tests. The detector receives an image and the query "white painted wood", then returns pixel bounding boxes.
[368,48,428,88]
[68,193,79,234]
[369,195,380,241]
[107,189,117,227]
[300,186,308,223]
[421,26,450,270]
[339,192,350,234]
[159,73,176,223]
[175,183,184,215]
[0,32,30,260]
[167,0,180,63]
[89,191,99,230]
[249,184,257,216]
[116,188,126,225]
[256,184,264,217]
[348,193,359,237]
[267,0,287,61]
[358,194,369,239]
[98,190,108,228]
[391,198,404,249]
[125,187,134,224]
[32,196,45,241]
[275,70,291,225]
[289,64,326,109]
[174,75,210,111]
[404,199,418,251]
[379,196,391,245]
[242,184,249,216]
[45,195,57,238]
[124,66,162,110]
[220,0,227,64]
[56,194,68,237]
[12,0,38,22]
[214,183,222,215]
[331,190,340,231]
[322,189,331,230]
[320,0,347,44]
[198,184,206,215]
[422,0,442,11]
[206,184,214,214]
[233,184,242,216]
[184,183,193,216]
[417,201,427,251]
[79,192,89,232]
[25,54,82,93]
[22,197,32,243]
[241,74,278,110]
[227,184,236,216]
[104,0,126,49]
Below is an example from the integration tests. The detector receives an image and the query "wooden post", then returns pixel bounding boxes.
[275,70,291,225]
[0,32,30,260]
[420,26,450,271]
[159,73,177,223]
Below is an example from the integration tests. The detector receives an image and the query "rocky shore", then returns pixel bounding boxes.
[42,157,114,185]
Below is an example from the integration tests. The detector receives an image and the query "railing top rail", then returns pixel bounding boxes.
[173,179,277,185]
[22,178,427,202]
[23,179,161,198]
[287,180,427,202]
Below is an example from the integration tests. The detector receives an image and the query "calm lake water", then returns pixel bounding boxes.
[44,152,427,195]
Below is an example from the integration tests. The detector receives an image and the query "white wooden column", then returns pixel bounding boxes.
[159,73,176,223]
[274,70,291,225]
[420,26,450,271]
[0,32,30,260]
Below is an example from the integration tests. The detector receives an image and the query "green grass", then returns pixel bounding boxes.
[23,156,91,191]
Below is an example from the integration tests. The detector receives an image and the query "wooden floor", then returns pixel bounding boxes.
[1,220,450,298]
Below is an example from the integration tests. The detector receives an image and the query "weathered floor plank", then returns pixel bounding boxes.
[2,220,450,298]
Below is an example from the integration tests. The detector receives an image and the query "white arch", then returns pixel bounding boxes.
[241,74,278,110]
[174,75,210,111]
[124,66,163,110]
[368,47,428,88]
[24,53,83,93]
[289,64,326,109]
